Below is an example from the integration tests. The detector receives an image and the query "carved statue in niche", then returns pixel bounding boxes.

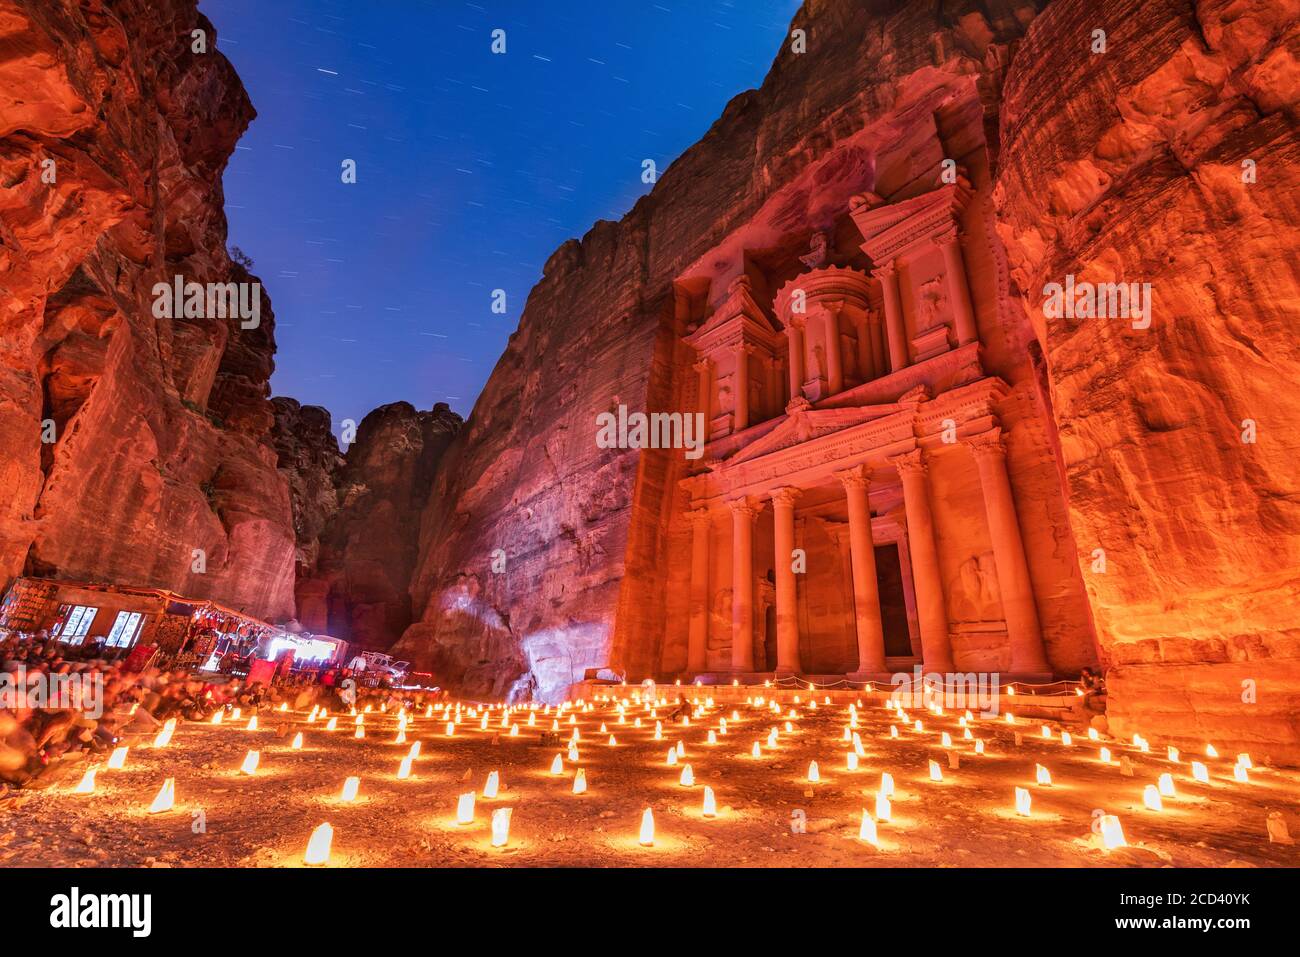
[717,376,734,415]
[952,551,1001,622]
[800,231,829,270]
[915,277,949,333]
[756,578,775,619]
[755,578,775,668]
[707,587,733,650]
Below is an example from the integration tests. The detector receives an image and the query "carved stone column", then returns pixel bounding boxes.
[936,232,978,347]
[890,449,954,672]
[693,357,712,424]
[873,260,909,373]
[837,466,887,676]
[687,508,711,673]
[875,317,888,380]
[734,343,751,432]
[769,487,802,675]
[786,317,806,402]
[764,354,780,422]
[822,301,844,395]
[728,497,759,673]
[967,431,1051,675]
[854,309,874,382]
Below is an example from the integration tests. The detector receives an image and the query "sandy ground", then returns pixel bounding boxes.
[1,693,1297,867]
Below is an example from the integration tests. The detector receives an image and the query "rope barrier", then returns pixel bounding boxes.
[724,674,1087,697]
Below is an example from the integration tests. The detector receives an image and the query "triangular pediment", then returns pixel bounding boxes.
[723,401,898,467]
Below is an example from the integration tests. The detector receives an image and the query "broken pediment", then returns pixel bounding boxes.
[849,180,973,264]
[685,273,782,349]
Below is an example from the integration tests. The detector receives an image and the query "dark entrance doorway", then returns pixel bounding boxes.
[874,543,912,657]
[763,604,777,671]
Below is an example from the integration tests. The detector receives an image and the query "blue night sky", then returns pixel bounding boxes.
[200,0,801,427]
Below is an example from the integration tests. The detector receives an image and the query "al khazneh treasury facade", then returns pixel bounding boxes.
[390,0,1298,758]
[645,169,1097,685]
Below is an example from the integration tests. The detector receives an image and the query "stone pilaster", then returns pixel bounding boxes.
[734,343,752,432]
[693,357,713,423]
[786,317,806,403]
[874,260,909,373]
[822,301,844,395]
[967,430,1051,676]
[936,231,978,347]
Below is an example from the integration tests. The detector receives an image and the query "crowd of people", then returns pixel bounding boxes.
[0,629,442,790]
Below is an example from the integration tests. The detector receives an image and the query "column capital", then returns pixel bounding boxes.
[787,313,807,331]
[692,356,712,373]
[688,507,712,527]
[735,341,758,357]
[872,259,898,282]
[727,496,761,519]
[966,428,1006,460]
[769,486,803,509]
[890,448,928,477]
[834,464,873,489]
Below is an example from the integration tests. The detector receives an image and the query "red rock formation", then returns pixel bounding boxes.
[996,0,1300,759]
[398,0,1300,766]
[274,400,461,650]
[4,0,1295,765]
[269,398,345,576]
[0,0,295,619]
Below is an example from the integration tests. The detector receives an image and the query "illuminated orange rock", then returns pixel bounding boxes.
[995,0,1300,760]
[0,0,295,618]
[399,0,1300,765]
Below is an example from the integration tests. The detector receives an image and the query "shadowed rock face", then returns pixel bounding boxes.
[995,0,1300,758]
[272,400,462,652]
[269,398,346,576]
[0,0,296,618]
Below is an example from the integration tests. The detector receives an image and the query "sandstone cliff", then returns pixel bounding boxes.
[0,0,296,618]
[273,399,461,651]
[269,397,345,576]
[995,0,1300,757]
[396,0,1300,765]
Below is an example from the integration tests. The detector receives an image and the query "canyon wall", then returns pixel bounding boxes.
[0,0,295,619]
[272,398,461,651]
[4,0,1294,760]
[996,0,1300,759]
[399,0,1299,762]
[0,0,464,647]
